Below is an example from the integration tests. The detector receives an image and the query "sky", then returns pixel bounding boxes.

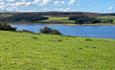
[0,0,115,13]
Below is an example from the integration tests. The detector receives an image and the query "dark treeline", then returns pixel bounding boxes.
[0,23,16,31]
[0,14,48,22]
[0,22,62,35]
[0,12,114,17]
[69,17,114,24]
[0,12,102,17]
[0,12,114,23]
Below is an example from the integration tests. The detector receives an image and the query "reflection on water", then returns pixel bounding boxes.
[11,23,115,39]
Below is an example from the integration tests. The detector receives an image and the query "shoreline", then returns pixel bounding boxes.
[10,22,115,26]
[1,30,115,40]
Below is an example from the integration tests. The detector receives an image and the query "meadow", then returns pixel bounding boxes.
[37,16,115,25]
[38,16,75,24]
[0,30,115,70]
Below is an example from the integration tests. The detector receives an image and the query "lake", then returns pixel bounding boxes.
[11,23,115,39]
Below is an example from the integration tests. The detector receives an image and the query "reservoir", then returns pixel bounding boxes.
[11,23,115,39]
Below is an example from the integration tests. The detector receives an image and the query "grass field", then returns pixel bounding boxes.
[38,16,75,24]
[37,16,115,25]
[0,31,115,70]
[96,16,115,23]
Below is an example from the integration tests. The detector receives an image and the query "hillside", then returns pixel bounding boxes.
[1,12,114,17]
[0,30,115,70]
[0,12,114,24]
[0,12,102,17]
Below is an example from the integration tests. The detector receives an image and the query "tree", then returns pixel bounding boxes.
[40,27,62,35]
[0,23,16,31]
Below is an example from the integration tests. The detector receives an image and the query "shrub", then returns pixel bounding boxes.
[69,17,92,24]
[0,23,16,31]
[106,19,113,23]
[85,38,93,41]
[17,29,34,33]
[40,26,62,35]
[101,19,113,23]
[91,19,101,23]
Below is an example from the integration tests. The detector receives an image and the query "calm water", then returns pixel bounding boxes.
[11,23,115,39]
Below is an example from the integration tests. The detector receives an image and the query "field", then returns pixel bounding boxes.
[0,12,115,25]
[38,16,75,24]
[37,16,115,25]
[0,31,115,70]
[97,16,115,23]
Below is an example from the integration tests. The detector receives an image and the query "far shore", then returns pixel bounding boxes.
[9,22,115,26]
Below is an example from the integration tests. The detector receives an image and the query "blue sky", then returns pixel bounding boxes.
[0,0,115,13]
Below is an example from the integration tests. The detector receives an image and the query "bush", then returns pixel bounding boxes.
[17,29,34,33]
[106,19,113,23]
[91,19,101,23]
[69,17,92,24]
[85,38,93,41]
[101,19,113,23]
[40,27,62,35]
[0,23,16,31]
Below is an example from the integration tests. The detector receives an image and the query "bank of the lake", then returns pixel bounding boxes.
[0,30,115,70]
[8,16,115,26]
[35,21,115,26]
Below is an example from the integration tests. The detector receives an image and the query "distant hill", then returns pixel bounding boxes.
[101,13,115,16]
[0,12,114,23]
[0,12,102,17]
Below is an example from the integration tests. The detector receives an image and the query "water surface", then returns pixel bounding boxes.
[11,23,115,39]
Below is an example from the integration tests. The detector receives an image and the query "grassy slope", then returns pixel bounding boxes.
[37,16,115,25]
[97,16,115,23]
[0,31,115,70]
[38,16,75,24]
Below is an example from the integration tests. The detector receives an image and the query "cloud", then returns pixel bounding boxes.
[68,0,75,5]
[0,0,77,12]
[0,0,33,11]
[5,0,16,2]
[32,0,52,5]
[42,0,51,5]
[108,6,113,11]
[54,1,65,6]
[32,0,42,4]
[63,7,70,11]
[0,2,5,10]
[14,2,32,6]
[60,1,64,4]
[54,1,59,5]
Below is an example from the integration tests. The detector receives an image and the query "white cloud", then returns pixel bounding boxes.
[0,0,33,11]
[0,2,6,10]
[0,0,77,12]
[32,0,51,5]
[68,0,75,5]
[108,6,113,11]
[32,0,42,4]
[14,2,32,6]
[60,1,64,4]
[54,1,65,6]
[64,7,70,11]
[54,1,59,5]
[41,0,51,5]
[5,0,15,2]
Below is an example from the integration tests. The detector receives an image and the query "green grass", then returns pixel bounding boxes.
[97,16,115,23]
[0,31,115,70]
[37,16,115,25]
[38,16,75,24]
[48,17,69,21]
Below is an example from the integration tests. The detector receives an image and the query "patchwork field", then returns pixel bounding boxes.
[38,16,75,24]
[0,31,115,70]
[38,16,115,25]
